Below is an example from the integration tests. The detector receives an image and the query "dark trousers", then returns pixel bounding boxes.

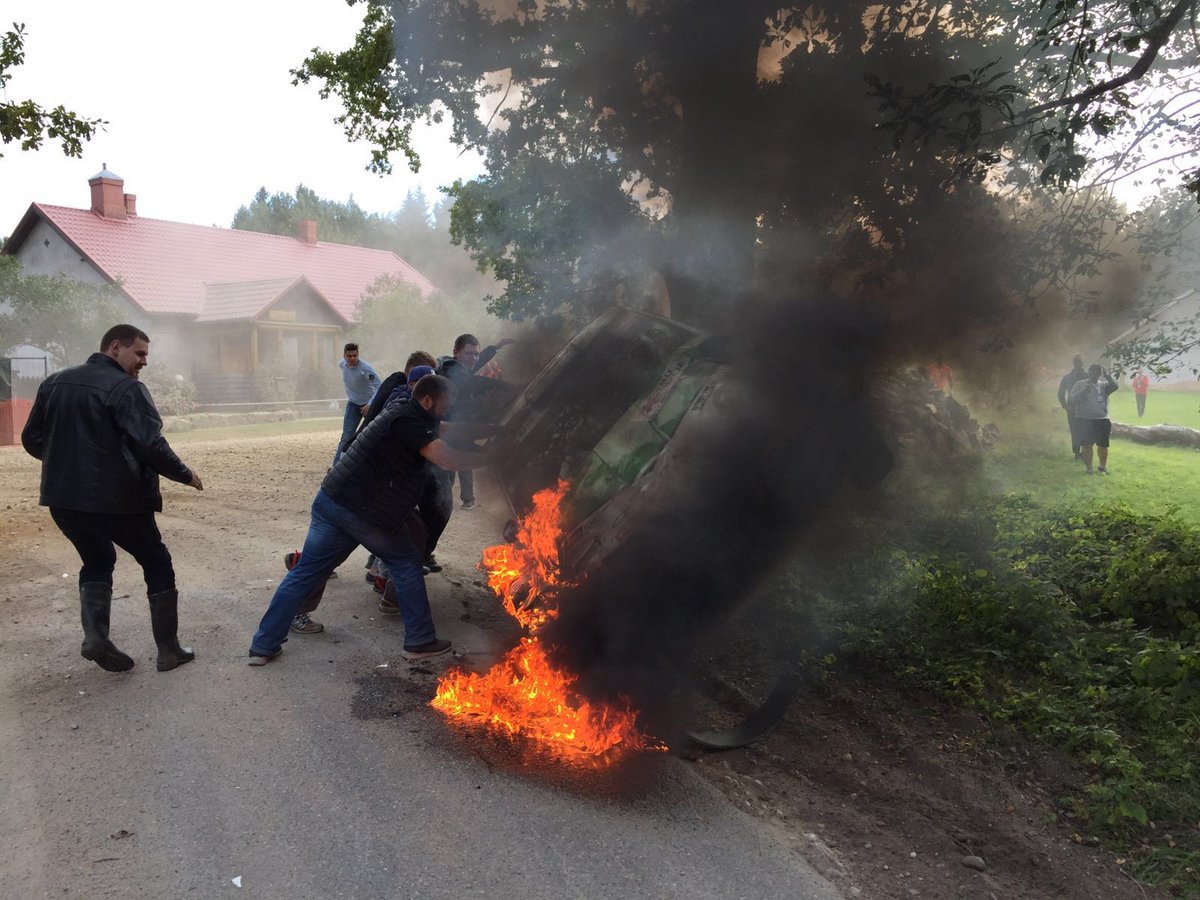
[444,468,474,504]
[1136,393,1146,417]
[1066,411,1081,455]
[50,508,175,594]
[422,470,453,555]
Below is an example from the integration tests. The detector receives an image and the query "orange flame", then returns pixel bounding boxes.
[432,638,659,758]
[479,479,569,631]
[433,480,664,761]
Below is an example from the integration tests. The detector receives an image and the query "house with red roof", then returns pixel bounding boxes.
[3,168,437,401]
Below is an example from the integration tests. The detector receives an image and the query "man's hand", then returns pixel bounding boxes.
[189,473,204,491]
[360,403,370,415]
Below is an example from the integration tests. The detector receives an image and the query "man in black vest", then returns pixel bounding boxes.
[248,374,492,665]
[21,324,203,673]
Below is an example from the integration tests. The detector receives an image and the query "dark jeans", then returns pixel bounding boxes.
[335,402,364,462]
[50,508,175,593]
[250,489,436,655]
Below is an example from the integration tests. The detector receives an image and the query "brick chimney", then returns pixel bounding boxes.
[298,219,317,245]
[88,165,127,220]
[123,194,137,216]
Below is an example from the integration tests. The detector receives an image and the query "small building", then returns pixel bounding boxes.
[2,168,437,401]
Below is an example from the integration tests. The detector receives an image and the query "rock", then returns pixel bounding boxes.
[961,855,986,872]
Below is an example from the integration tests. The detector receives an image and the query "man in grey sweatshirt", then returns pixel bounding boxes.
[1068,364,1119,475]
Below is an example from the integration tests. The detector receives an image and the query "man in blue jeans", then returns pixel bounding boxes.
[248,375,490,664]
[336,342,378,462]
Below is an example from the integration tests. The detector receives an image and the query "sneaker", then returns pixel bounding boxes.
[461,500,475,510]
[424,555,443,573]
[372,575,387,595]
[283,550,302,571]
[378,596,400,615]
[365,571,378,584]
[1097,466,1109,475]
[402,639,452,660]
[1083,467,1094,475]
[248,648,283,666]
[290,612,324,634]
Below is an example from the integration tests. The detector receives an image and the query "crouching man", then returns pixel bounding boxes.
[21,324,204,673]
[247,374,489,665]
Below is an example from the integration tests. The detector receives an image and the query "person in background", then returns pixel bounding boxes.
[1069,364,1119,475]
[1057,354,1088,461]
[436,334,514,510]
[21,324,203,673]
[1131,370,1150,419]
[354,351,438,443]
[336,343,378,462]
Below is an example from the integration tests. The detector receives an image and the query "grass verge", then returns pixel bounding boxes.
[806,391,1200,895]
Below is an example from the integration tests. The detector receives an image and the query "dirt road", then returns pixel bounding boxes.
[0,431,840,900]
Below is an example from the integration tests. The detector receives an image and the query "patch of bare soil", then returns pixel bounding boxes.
[684,646,1163,900]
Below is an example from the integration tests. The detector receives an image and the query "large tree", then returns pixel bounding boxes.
[292,0,1198,347]
[0,256,123,367]
[0,23,102,158]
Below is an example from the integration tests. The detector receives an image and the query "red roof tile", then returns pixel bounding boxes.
[22,204,437,321]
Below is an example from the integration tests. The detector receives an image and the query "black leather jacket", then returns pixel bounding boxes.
[21,354,193,514]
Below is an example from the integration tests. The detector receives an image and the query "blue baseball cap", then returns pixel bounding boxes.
[406,364,435,383]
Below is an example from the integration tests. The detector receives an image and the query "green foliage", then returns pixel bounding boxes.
[348,276,485,374]
[818,492,1200,892]
[1003,503,1200,635]
[0,256,125,367]
[0,23,102,157]
[292,0,1199,339]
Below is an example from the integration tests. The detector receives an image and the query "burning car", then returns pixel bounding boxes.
[434,305,892,759]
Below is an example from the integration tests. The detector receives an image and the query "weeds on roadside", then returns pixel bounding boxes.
[810,498,1200,894]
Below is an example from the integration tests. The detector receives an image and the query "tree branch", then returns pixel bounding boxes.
[1022,0,1198,119]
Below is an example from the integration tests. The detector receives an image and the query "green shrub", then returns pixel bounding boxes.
[1001,504,1200,636]
[814,500,1200,893]
[139,367,198,416]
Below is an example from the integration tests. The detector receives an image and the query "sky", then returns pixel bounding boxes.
[0,1,485,235]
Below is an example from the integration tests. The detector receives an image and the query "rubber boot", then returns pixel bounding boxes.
[148,589,195,672]
[79,582,135,672]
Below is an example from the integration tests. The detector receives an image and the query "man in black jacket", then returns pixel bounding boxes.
[21,324,204,673]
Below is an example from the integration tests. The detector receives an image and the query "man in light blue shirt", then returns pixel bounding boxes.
[337,343,378,461]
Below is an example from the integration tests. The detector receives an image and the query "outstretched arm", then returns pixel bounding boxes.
[113,382,200,488]
[439,420,502,442]
[420,438,490,471]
